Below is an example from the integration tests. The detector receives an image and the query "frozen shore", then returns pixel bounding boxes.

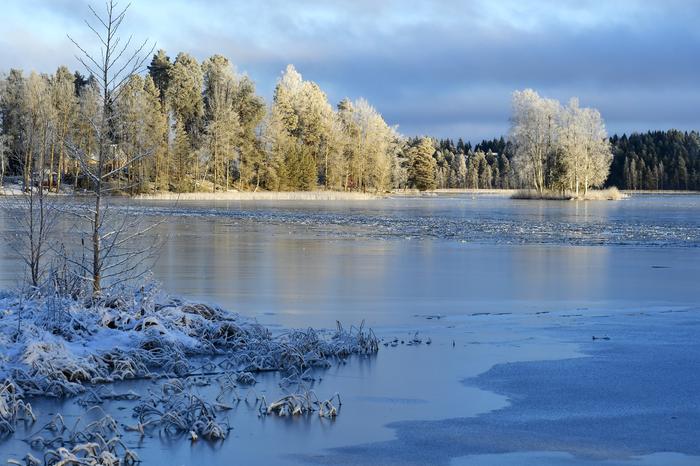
[0,285,378,464]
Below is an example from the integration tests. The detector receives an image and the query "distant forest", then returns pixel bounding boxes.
[429,130,700,191]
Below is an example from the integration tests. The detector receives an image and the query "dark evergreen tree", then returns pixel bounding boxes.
[147,49,172,105]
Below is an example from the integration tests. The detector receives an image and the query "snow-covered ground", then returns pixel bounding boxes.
[0,284,378,464]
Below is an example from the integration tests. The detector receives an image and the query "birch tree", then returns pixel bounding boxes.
[509,89,560,192]
[116,75,166,193]
[346,98,396,192]
[72,80,100,189]
[580,106,612,194]
[66,0,154,295]
[202,55,240,190]
[1,72,58,289]
[558,98,612,195]
[49,66,77,193]
[336,98,359,190]
[172,119,192,192]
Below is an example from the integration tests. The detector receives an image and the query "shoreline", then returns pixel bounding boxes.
[3,185,700,202]
[134,190,382,201]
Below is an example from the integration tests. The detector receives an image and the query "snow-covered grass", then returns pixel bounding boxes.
[511,187,627,201]
[0,283,379,449]
[134,190,381,201]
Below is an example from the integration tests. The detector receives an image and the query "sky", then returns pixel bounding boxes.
[2,0,699,141]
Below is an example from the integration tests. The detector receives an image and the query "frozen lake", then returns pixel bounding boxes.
[1,193,699,465]
[127,194,700,327]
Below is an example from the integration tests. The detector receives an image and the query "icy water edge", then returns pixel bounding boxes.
[1,193,699,465]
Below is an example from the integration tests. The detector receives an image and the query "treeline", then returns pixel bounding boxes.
[424,130,700,192]
[0,52,405,193]
[415,136,517,190]
[607,130,700,190]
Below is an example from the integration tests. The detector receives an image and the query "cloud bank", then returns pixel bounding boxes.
[2,0,699,140]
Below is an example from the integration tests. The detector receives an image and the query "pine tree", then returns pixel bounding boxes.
[167,52,204,135]
[147,49,172,106]
[166,53,204,188]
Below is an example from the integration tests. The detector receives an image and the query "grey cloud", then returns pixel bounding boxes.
[2,0,699,141]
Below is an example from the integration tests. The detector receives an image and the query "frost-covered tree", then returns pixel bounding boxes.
[202,55,240,190]
[391,138,410,191]
[580,106,612,194]
[49,66,77,193]
[167,53,204,136]
[510,89,611,195]
[266,65,331,190]
[0,72,58,288]
[117,75,146,191]
[409,137,437,191]
[448,152,467,188]
[354,99,397,192]
[116,75,167,193]
[165,52,204,188]
[1,70,26,177]
[231,76,265,189]
[143,76,168,192]
[66,0,155,295]
[336,98,397,192]
[299,81,334,185]
[71,79,100,189]
[557,98,612,195]
[509,89,560,192]
[336,98,359,190]
[23,73,55,192]
[172,119,192,192]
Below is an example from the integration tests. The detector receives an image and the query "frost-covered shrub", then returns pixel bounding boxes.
[0,281,379,441]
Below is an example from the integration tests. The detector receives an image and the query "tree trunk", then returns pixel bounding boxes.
[48,142,55,191]
[24,148,32,192]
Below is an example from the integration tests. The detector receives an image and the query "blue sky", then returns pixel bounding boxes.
[2,0,699,141]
